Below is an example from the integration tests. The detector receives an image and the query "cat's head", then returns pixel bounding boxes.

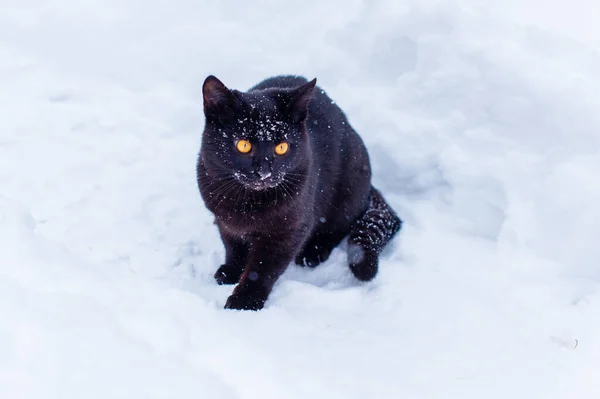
[200,75,316,191]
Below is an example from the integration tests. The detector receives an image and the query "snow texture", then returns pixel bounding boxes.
[1,0,600,398]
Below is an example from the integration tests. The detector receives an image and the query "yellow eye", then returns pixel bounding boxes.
[275,142,289,155]
[236,139,252,153]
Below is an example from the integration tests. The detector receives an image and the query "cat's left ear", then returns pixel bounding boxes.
[286,78,317,123]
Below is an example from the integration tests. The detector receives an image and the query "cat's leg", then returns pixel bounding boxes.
[347,187,402,281]
[295,228,348,267]
[224,230,304,311]
[214,230,249,285]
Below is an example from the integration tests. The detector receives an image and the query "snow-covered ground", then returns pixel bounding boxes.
[1,0,599,398]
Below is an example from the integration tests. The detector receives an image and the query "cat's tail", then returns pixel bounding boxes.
[347,187,402,281]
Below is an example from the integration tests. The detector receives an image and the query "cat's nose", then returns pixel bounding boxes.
[258,170,272,181]
[256,164,272,181]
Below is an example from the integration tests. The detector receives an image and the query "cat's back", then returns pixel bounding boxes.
[249,75,311,91]
[249,76,343,119]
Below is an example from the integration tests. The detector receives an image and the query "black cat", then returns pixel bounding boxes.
[196,74,402,310]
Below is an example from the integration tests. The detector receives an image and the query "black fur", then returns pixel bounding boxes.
[196,75,402,310]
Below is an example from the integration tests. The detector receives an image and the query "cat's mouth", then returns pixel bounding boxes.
[235,172,283,190]
[247,180,279,190]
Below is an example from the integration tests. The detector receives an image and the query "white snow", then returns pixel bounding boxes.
[1,1,600,398]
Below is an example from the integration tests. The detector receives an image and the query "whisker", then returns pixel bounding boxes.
[233,183,247,211]
[211,180,237,202]
[200,177,235,191]
[280,181,298,209]
[214,182,240,211]
[201,178,235,196]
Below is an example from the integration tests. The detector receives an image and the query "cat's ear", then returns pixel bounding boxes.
[286,78,317,123]
[203,75,236,117]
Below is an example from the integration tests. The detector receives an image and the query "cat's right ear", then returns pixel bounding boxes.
[203,75,235,117]
[286,78,317,123]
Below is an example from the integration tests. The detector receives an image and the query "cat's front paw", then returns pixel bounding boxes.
[295,245,333,268]
[214,264,243,285]
[224,291,266,311]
